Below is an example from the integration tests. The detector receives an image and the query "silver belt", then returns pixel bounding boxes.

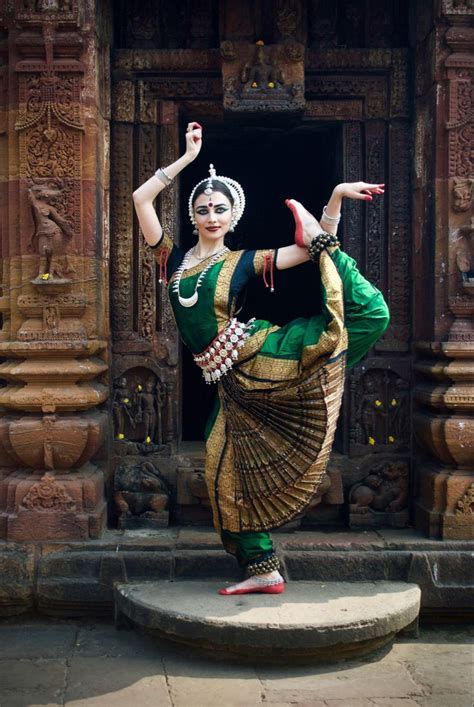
[193,317,256,384]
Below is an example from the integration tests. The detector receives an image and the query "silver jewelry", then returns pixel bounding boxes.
[321,205,341,224]
[172,246,229,308]
[154,167,173,186]
[193,317,256,383]
[192,245,221,261]
[188,164,246,233]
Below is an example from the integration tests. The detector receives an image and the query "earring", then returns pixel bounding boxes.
[193,227,198,235]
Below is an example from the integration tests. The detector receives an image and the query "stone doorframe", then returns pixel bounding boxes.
[108,45,414,529]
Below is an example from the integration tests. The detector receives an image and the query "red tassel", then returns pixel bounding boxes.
[158,248,170,286]
[262,252,275,293]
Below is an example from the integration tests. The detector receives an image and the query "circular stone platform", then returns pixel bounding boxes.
[115,581,421,662]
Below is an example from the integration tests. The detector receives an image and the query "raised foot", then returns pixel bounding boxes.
[285,199,322,248]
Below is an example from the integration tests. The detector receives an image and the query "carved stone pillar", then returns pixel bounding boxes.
[413,1,474,539]
[0,1,110,540]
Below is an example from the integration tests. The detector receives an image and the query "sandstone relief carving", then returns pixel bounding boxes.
[452,177,473,212]
[353,369,409,450]
[113,373,167,447]
[20,472,76,512]
[28,182,74,278]
[455,483,474,515]
[349,460,409,528]
[114,460,170,529]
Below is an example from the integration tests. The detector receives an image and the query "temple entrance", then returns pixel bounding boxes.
[180,122,342,440]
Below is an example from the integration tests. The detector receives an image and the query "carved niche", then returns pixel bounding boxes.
[112,368,168,449]
[350,363,410,456]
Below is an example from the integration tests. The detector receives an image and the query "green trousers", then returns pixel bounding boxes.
[222,530,273,563]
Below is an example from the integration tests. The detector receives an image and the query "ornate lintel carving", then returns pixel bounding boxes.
[112,48,221,74]
[15,0,79,25]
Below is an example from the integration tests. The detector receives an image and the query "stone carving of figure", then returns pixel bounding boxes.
[114,460,170,528]
[241,42,284,89]
[112,376,134,440]
[356,371,409,447]
[28,183,74,273]
[136,378,157,445]
[452,177,473,212]
[349,461,409,514]
[357,375,384,445]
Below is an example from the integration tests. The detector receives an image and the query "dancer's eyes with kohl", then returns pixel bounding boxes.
[195,205,230,215]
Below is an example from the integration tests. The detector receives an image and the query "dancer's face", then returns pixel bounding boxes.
[193,191,233,241]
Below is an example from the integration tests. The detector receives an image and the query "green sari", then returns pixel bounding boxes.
[153,234,389,560]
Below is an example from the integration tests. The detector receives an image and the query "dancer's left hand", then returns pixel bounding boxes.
[335,182,385,201]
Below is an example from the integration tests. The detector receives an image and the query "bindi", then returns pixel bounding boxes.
[208,201,213,207]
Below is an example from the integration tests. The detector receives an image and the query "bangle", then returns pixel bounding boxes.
[154,167,173,186]
[321,205,341,224]
[307,232,340,262]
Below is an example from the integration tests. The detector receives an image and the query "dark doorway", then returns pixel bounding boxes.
[180,122,342,441]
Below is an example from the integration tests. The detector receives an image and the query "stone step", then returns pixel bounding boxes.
[115,580,421,663]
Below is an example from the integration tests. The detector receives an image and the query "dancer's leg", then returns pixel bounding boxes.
[219,530,284,595]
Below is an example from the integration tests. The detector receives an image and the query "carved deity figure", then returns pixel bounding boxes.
[452,177,473,213]
[112,376,135,440]
[349,461,408,514]
[241,42,284,89]
[135,377,165,445]
[28,183,74,269]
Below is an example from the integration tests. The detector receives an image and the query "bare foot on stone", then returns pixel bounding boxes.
[218,571,285,596]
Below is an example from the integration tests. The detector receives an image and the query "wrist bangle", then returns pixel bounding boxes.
[321,205,341,224]
[154,167,173,186]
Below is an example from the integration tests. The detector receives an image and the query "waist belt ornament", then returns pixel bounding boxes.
[193,317,256,384]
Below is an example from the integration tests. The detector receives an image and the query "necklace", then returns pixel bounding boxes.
[172,246,229,308]
[192,245,222,261]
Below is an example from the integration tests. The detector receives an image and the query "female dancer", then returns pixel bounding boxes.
[133,121,389,596]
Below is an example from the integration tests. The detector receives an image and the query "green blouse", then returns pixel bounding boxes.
[152,233,389,370]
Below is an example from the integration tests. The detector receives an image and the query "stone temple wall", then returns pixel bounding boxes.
[0,0,471,576]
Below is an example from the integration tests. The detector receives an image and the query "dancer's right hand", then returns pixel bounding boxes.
[185,121,203,161]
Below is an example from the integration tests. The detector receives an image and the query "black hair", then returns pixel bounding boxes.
[191,179,235,207]
[191,178,243,250]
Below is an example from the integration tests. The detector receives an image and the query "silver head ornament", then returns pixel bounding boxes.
[188,163,246,232]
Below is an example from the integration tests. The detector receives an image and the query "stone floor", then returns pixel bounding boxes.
[0,617,472,706]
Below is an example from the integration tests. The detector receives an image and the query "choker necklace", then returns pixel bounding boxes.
[192,246,222,261]
[172,246,229,308]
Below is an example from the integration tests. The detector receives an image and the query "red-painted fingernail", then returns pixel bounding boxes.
[194,122,202,129]
[365,195,372,200]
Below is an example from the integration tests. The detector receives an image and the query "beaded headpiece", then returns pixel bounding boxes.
[188,164,246,232]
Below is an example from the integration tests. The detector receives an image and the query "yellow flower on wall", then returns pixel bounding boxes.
[117,433,125,440]
[391,399,397,406]
[388,435,395,443]
[368,436,376,445]
[375,399,382,407]
[41,273,50,280]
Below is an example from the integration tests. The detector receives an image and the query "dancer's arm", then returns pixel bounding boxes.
[132,122,202,247]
